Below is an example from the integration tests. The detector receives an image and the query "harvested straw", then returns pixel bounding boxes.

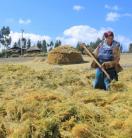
[48,45,83,64]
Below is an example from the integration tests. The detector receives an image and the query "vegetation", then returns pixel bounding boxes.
[54,40,61,48]
[0,26,12,57]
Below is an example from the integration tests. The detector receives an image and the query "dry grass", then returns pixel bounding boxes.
[0,60,131,138]
[72,124,92,138]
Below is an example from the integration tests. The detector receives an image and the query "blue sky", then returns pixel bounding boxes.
[0,0,132,50]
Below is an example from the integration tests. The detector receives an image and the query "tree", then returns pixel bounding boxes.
[89,38,102,50]
[129,43,132,53]
[13,42,18,47]
[49,41,54,48]
[46,41,54,52]
[42,40,47,52]
[27,39,31,49]
[37,41,42,49]
[54,40,61,48]
[0,26,12,57]
[17,39,21,48]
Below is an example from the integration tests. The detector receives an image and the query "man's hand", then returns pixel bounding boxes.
[101,61,116,69]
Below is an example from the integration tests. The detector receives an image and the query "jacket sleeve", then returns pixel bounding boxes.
[113,46,120,64]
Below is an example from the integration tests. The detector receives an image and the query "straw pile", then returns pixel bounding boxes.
[48,46,84,64]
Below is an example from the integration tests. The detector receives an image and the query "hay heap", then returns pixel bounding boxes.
[48,45,83,64]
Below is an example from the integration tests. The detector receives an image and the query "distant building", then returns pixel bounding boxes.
[6,46,42,57]
[27,46,42,53]
[7,46,26,55]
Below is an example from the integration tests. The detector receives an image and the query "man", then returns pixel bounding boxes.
[91,31,122,90]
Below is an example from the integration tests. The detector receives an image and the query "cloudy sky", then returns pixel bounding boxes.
[0,0,132,51]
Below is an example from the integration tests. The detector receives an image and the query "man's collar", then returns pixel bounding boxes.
[104,40,114,46]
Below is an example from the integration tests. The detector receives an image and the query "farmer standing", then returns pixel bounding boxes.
[92,31,122,90]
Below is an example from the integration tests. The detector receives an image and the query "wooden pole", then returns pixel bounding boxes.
[81,44,111,80]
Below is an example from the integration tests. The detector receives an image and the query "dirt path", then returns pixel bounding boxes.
[0,54,131,71]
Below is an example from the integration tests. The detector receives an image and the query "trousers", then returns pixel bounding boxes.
[93,67,118,90]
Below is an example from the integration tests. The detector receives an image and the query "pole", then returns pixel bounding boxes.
[21,29,24,56]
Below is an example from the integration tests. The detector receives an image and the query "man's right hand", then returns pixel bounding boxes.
[101,61,116,69]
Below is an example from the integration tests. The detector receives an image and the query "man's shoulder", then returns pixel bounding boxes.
[112,40,120,48]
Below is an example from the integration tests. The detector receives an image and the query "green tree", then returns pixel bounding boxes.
[13,42,18,47]
[129,43,132,53]
[42,40,47,52]
[47,41,54,51]
[50,41,54,48]
[17,39,21,48]
[54,40,61,48]
[37,41,42,49]
[89,38,102,49]
[27,39,31,49]
[0,26,12,57]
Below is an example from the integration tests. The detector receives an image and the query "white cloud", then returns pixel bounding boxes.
[56,25,132,51]
[106,12,132,22]
[19,19,31,25]
[106,12,120,21]
[73,5,84,11]
[105,4,119,11]
[105,4,132,22]
[56,25,113,46]
[10,31,51,45]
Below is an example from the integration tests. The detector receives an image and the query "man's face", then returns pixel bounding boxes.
[106,36,113,45]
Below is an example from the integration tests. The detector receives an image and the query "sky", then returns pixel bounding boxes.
[0,0,132,51]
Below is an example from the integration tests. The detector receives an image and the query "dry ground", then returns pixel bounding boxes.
[1,53,131,71]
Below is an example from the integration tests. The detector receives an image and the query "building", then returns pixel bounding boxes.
[7,46,26,55]
[27,46,42,53]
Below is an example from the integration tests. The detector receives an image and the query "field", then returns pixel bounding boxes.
[0,53,132,138]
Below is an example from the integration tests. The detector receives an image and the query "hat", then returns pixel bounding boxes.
[104,31,114,38]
